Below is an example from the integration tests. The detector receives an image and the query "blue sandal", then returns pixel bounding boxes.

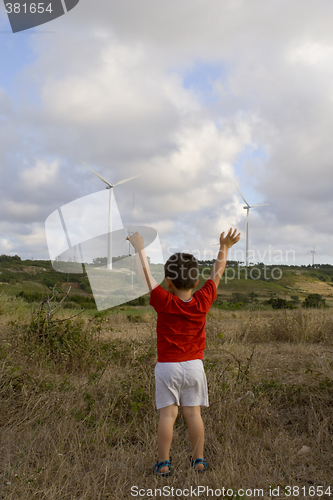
[190,457,208,472]
[153,458,172,477]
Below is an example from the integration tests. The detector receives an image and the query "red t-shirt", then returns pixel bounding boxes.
[149,279,217,362]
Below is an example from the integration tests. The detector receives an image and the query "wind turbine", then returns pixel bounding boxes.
[82,161,141,270]
[234,184,269,267]
[310,243,322,267]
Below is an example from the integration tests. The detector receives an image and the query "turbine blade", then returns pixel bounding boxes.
[250,204,270,208]
[113,174,142,187]
[315,251,323,262]
[131,193,135,226]
[81,161,112,187]
[234,183,250,206]
[122,212,131,235]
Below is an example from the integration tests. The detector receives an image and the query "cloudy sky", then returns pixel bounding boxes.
[1,0,333,266]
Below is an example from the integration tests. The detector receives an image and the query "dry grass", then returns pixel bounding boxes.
[0,294,333,499]
[206,307,333,344]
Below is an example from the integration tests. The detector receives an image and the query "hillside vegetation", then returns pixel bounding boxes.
[1,255,333,311]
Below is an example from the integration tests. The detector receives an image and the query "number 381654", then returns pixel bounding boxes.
[5,3,53,14]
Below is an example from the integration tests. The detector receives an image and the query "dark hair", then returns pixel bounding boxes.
[164,253,199,290]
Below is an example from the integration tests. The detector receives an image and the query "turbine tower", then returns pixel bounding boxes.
[234,184,269,267]
[310,244,321,267]
[311,246,315,267]
[82,161,141,270]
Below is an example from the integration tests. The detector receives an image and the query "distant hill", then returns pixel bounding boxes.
[0,255,93,308]
[0,255,332,309]
[204,262,333,308]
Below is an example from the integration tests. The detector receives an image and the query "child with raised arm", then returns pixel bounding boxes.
[127,228,240,476]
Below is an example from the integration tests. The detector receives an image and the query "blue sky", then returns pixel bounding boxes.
[183,61,227,104]
[0,32,36,92]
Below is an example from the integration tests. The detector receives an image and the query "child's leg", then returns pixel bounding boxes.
[157,403,178,472]
[182,406,205,470]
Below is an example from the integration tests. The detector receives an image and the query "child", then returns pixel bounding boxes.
[127,228,240,476]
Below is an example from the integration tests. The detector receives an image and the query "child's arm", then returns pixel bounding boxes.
[127,232,158,292]
[209,228,240,288]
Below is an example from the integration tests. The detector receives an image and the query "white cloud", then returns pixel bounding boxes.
[38,36,198,143]
[42,43,161,124]
[15,224,47,249]
[0,237,13,254]
[0,221,48,258]
[2,201,40,220]
[20,159,59,189]
[288,41,333,66]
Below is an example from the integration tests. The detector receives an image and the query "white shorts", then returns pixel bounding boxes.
[155,359,209,410]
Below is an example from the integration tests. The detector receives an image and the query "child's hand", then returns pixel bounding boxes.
[219,228,241,248]
[127,232,144,251]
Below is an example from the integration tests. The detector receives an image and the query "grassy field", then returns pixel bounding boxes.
[0,292,332,499]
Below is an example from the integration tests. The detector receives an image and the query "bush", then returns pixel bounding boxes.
[23,287,93,370]
[62,294,96,309]
[228,293,250,305]
[17,290,95,309]
[303,293,327,308]
[0,254,21,262]
[79,280,93,294]
[266,298,295,309]
[16,290,47,303]
[27,301,89,366]
[126,295,148,306]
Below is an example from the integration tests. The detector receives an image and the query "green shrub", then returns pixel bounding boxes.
[0,254,21,262]
[126,295,148,306]
[266,298,295,309]
[28,310,90,366]
[61,294,96,309]
[303,293,327,308]
[228,293,250,305]
[16,290,47,302]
